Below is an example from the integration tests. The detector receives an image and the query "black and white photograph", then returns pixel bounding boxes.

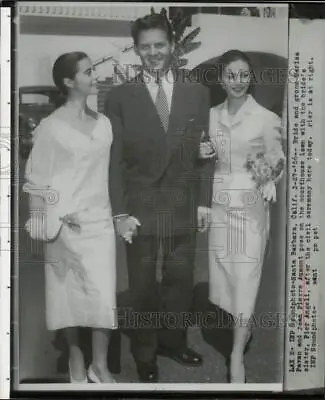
[0,6,11,399]
[15,2,289,391]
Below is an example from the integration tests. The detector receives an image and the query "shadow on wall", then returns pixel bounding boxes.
[191,51,288,117]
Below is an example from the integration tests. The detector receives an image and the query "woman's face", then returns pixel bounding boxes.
[67,57,98,97]
[221,59,251,99]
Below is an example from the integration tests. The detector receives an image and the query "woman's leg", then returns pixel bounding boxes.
[230,317,251,382]
[228,207,264,383]
[64,327,86,381]
[91,328,115,383]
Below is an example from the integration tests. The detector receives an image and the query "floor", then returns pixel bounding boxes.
[16,159,285,386]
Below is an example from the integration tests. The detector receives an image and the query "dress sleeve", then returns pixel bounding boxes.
[263,112,286,181]
[23,120,63,240]
[23,120,56,201]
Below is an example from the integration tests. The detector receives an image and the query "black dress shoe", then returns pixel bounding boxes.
[157,347,203,367]
[136,361,158,383]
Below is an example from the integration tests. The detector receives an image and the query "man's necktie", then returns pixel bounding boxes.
[155,76,169,132]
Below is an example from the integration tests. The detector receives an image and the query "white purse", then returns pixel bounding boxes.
[24,182,78,241]
[25,211,63,241]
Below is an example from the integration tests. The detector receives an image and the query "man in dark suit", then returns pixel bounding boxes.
[105,13,214,382]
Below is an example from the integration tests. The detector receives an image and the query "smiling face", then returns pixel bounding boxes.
[64,57,98,97]
[221,59,251,99]
[135,28,174,74]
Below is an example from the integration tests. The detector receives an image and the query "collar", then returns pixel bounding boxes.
[143,69,175,86]
[220,94,259,127]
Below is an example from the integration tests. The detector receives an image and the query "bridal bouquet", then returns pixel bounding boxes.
[244,151,285,190]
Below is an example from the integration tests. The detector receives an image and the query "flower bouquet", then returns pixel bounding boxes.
[244,152,285,200]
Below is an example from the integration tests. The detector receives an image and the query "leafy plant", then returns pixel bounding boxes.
[152,7,201,67]
[98,7,201,84]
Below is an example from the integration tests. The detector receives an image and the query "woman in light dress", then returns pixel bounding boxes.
[24,52,117,383]
[200,50,285,383]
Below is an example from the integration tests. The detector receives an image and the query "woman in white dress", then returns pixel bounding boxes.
[200,50,285,383]
[24,52,117,383]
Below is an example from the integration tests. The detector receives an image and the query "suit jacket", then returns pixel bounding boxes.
[105,69,214,236]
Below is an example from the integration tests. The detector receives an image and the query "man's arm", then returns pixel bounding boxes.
[196,85,215,209]
[104,89,127,217]
[105,89,141,242]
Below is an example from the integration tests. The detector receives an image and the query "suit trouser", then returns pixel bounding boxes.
[125,232,196,364]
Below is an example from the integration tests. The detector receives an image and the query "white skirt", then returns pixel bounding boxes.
[44,209,117,331]
[208,185,269,319]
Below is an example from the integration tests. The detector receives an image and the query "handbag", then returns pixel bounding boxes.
[25,210,63,241]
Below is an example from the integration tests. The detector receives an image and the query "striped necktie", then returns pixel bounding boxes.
[155,76,169,132]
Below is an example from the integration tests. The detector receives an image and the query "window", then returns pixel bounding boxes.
[21,93,51,105]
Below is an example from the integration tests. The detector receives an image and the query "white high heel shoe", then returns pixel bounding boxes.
[87,364,116,383]
[227,355,246,383]
[69,361,88,383]
[230,361,246,383]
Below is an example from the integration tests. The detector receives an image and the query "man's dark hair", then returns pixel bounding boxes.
[131,13,174,46]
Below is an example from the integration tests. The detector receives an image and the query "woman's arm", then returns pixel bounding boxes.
[263,112,286,184]
[258,112,286,203]
[24,122,53,205]
[23,121,61,240]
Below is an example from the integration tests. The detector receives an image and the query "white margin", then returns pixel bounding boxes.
[17,2,288,7]
[0,7,12,400]
[17,383,282,392]
[284,18,325,391]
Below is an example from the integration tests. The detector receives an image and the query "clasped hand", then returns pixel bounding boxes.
[60,212,81,233]
[197,206,212,233]
[198,132,217,160]
[199,142,217,159]
[114,215,141,244]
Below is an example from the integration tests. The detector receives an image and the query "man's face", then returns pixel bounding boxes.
[135,28,174,74]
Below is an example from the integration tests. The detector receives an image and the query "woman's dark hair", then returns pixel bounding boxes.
[52,52,89,95]
[131,13,174,46]
[217,49,256,95]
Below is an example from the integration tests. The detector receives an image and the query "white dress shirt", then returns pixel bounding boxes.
[143,69,174,112]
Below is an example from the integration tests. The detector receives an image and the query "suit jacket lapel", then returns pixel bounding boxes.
[129,73,167,137]
[127,71,189,172]
[127,73,172,174]
[129,70,186,139]
[167,77,180,135]
[167,71,193,142]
